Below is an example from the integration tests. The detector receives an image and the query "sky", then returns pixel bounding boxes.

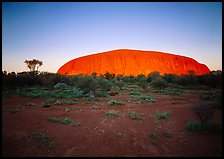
[2,2,222,73]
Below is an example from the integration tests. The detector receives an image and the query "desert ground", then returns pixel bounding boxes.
[2,85,222,157]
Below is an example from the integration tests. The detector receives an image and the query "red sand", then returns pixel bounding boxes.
[2,88,221,157]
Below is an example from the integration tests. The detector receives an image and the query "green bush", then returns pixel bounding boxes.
[54,82,68,90]
[147,71,160,82]
[76,75,99,95]
[114,79,125,90]
[151,77,168,89]
[186,121,221,133]
[96,91,108,97]
[192,105,213,125]
[98,77,113,91]
[104,71,115,80]
[163,73,178,83]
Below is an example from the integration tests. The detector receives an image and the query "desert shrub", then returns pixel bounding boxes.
[199,92,221,101]
[147,71,161,82]
[39,72,56,87]
[2,71,40,88]
[17,71,40,87]
[122,75,137,84]
[104,71,115,80]
[84,95,97,101]
[76,75,99,95]
[151,77,168,89]
[96,91,108,97]
[114,79,125,90]
[72,87,84,98]
[192,105,213,125]
[54,82,68,90]
[97,77,113,91]
[137,81,148,90]
[186,121,222,133]
[136,74,146,82]
[197,70,222,88]
[163,73,178,83]
[174,71,198,86]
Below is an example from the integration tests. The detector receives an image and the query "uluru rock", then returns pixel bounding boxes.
[57,49,210,76]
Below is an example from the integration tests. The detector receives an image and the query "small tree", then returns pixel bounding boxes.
[24,59,43,72]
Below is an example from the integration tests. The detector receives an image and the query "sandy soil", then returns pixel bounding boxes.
[2,88,222,157]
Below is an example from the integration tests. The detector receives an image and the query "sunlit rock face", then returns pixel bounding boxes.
[57,49,210,76]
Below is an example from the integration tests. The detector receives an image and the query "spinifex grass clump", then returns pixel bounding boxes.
[64,100,78,105]
[108,100,125,106]
[148,132,158,145]
[90,105,99,109]
[131,94,157,103]
[106,110,119,117]
[156,112,170,120]
[129,90,142,96]
[28,131,55,149]
[153,89,183,96]
[128,112,144,120]
[54,100,63,105]
[47,117,80,126]
[27,102,36,106]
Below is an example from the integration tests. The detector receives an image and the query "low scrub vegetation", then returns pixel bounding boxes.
[156,112,170,120]
[28,131,55,150]
[108,100,126,106]
[153,89,183,96]
[106,110,119,117]
[131,94,157,103]
[186,121,222,133]
[192,105,213,125]
[47,117,80,126]
[128,112,144,120]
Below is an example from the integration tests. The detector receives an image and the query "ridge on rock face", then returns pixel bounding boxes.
[57,49,211,76]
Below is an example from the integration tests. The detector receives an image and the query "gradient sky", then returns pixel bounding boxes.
[2,2,222,73]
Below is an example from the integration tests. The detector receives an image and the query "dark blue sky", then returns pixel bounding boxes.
[2,2,222,73]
